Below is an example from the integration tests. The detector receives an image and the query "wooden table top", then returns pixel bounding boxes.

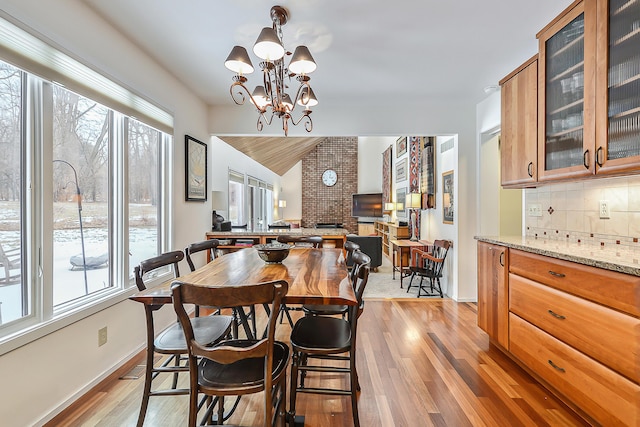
[390,239,431,248]
[129,247,356,306]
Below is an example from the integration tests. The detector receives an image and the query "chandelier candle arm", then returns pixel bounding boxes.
[225,5,318,136]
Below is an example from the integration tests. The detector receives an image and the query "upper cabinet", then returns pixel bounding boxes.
[499,56,538,187]
[537,0,597,181]
[595,0,640,175]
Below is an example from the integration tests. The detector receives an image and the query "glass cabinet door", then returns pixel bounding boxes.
[596,0,640,173]
[538,1,596,180]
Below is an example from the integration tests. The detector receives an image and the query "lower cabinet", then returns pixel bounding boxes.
[477,243,640,426]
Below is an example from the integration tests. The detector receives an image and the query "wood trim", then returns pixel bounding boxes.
[499,54,538,85]
[536,0,584,39]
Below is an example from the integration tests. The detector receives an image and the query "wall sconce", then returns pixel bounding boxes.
[405,192,422,241]
[278,199,287,218]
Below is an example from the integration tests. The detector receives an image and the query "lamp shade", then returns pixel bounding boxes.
[224,46,255,74]
[395,201,404,211]
[278,200,287,208]
[297,86,318,107]
[251,85,269,108]
[211,191,227,211]
[282,94,294,112]
[405,193,422,209]
[253,27,285,61]
[288,45,317,74]
[384,202,395,212]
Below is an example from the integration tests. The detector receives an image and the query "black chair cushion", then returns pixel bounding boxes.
[290,316,351,352]
[198,340,290,389]
[154,315,233,353]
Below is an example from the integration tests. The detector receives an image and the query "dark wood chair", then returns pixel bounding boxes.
[185,239,258,339]
[406,240,451,298]
[276,235,323,248]
[301,241,361,318]
[172,280,290,427]
[133,251,233,427]
[288,251,371,427]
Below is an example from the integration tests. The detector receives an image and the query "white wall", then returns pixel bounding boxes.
[280,162,303,221]
[358,137,394,194]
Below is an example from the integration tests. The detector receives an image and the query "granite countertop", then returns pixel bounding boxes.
[475,235,640,277]
[207,228,350,236]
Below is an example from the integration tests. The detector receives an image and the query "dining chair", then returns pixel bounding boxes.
[133,250,233,427]
[185,239,257,339]
[276,235,323,248]
[301,240,360,318]
[288,251,371,427]
[406,239,451,297]
[172,280,290,427]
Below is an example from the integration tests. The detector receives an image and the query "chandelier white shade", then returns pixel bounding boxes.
[224,5,318,136]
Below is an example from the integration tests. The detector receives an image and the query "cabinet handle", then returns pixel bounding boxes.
[548,359,566,373]
[583,149,590,169]
[527,162,534,177]
[499,252,504,267]
[596,146,604,167]
[548,270,565,278]
[547,309,566,320]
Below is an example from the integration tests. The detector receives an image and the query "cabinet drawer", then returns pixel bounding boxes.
[509,314,640,427]
[510,274,639,383]
[509,249,640,317]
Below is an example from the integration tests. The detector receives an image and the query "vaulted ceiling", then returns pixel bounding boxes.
[218,136,327,175]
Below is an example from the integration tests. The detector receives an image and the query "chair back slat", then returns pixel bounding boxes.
[276,235,323,248]
[185,239,219,272]
[134,250,184,291]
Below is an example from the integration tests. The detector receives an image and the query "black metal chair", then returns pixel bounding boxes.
[276,235,323,248]
[134,251,233,427]
[406,240,451,298]
[288,251,371,427]
[172,280,290,427]
[301,240,360,318]
[185,239,258,339]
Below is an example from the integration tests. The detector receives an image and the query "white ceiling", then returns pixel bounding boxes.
[81,0,572,111]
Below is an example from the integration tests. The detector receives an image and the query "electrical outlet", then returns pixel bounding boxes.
[527,203,542,217]
[98,326,107,347]
[599,200,610,219]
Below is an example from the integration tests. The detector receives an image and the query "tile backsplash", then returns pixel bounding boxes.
[524,175,640,246]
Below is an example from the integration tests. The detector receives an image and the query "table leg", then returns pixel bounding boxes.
[399,247,404,288]
[392,245,397,280]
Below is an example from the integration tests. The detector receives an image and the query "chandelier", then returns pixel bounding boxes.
[224,5,318,136]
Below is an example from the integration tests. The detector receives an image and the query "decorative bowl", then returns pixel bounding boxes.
[254,243,290,264]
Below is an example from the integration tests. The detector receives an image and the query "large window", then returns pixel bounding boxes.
[228,170,245,226]
[0,57,171,347]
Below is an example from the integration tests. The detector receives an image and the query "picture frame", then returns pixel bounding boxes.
[396,136,407,157]
[396,187,407,219]
[185,135,207,201]
[442,170,454,224]
[396,158,408,182]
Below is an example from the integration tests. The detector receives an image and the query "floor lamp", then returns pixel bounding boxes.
[405,193,422,241]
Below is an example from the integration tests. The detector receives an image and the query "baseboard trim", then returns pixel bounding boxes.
[40,345,146,426]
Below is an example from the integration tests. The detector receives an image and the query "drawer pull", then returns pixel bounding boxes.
[499,252,504,267]
[547,309,566,320]
[548,359,566,373]
[548,270,565,278]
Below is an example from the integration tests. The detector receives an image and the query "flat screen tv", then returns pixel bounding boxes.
[352,193,383,217]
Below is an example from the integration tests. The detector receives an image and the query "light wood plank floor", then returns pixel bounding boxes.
[48,299,588,426]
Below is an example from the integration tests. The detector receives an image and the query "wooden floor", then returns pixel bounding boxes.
[49,299,589,426]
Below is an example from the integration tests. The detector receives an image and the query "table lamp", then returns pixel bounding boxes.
[211,190,227,231]
[405,192,422,241]
[384,202,395,222]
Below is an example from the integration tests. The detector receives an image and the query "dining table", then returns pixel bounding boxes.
[129,247,357,337]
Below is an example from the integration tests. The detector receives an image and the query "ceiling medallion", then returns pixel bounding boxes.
[224,5,318,136]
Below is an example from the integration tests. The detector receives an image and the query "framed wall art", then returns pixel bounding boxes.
[442,170,454,224]
[396,187,407,219]
[185,135,208,201]
[396,158,407,182]
[396,136,407,157]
